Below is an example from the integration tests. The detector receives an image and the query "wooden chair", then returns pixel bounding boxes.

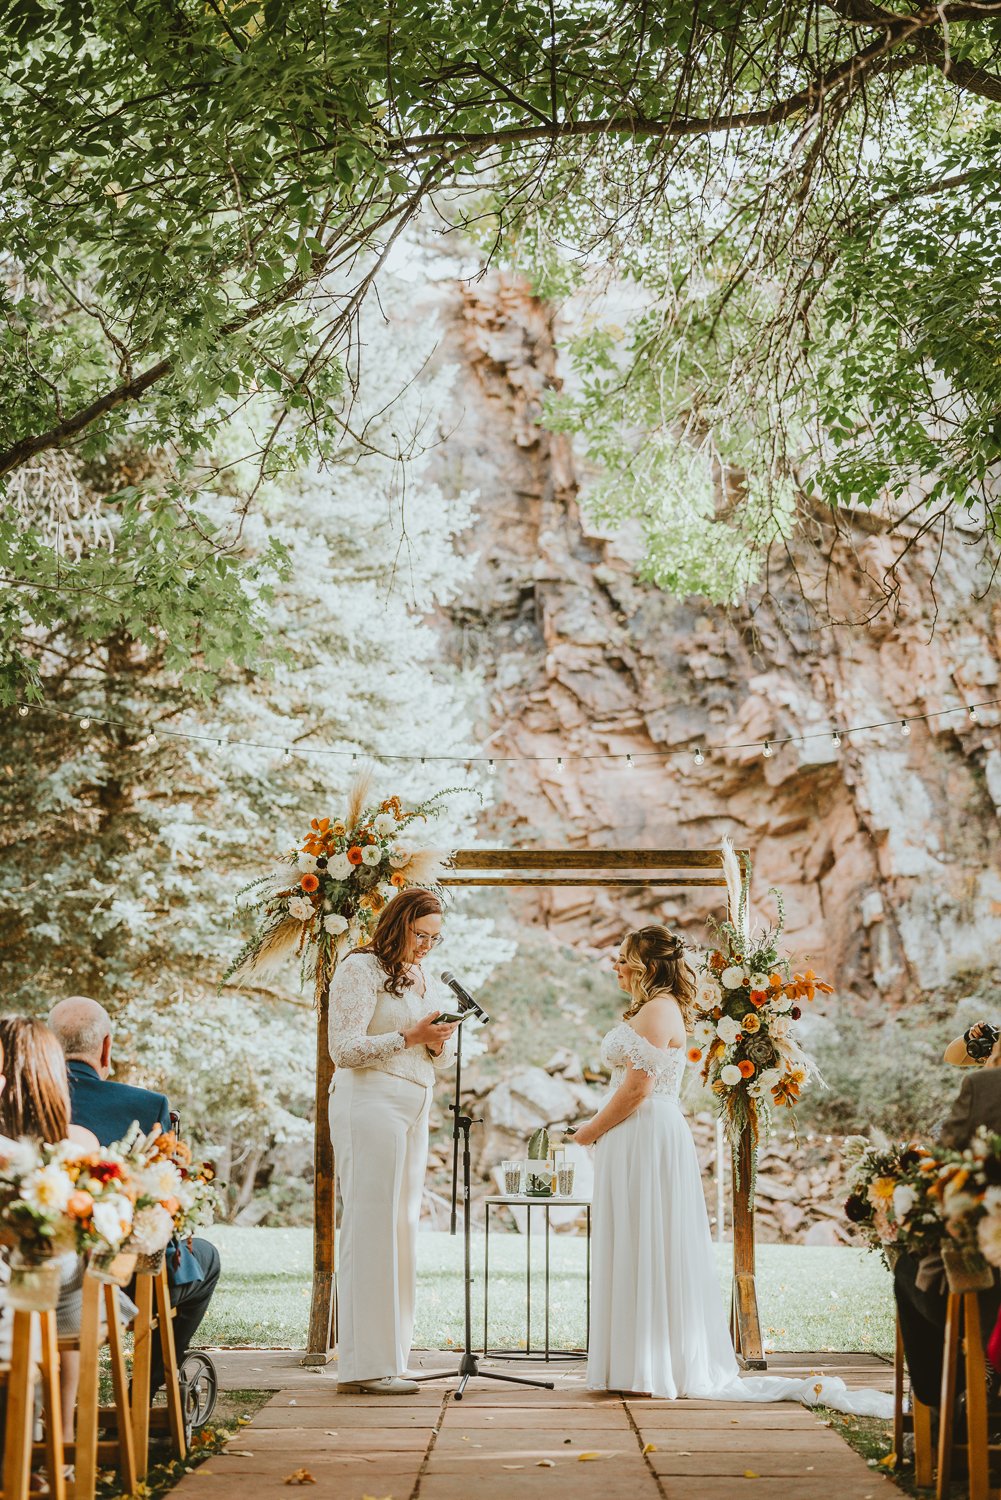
[893,1309,935,1488]
[55,1272,136,1500]
[2,1308,65,1500]
[129,1260,186,1481]
[936,1287,992,1500]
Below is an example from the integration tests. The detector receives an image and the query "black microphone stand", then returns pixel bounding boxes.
[413,1009,554,1400]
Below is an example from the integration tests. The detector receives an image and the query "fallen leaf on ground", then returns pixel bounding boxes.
[676,1451,692,1457]
[224,1450,255,1458]
[501,1465,525,1471]
[283,1470,315,1486]
[537,1460,555,1467]
[642,1443,657,1455]
[877,1453,898,1470]
[743,1470,759,1479]
[578,1453,604,1461]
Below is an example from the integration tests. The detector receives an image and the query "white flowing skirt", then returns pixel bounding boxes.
[586,1093,891,1416]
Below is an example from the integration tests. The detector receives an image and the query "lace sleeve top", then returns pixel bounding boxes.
[327,952,455,1089]
[600,1022,685,1098]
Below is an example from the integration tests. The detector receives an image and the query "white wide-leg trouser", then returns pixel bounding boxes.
[329,1067,432,1383]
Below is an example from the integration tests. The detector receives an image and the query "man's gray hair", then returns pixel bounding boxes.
[48,996,113,1060]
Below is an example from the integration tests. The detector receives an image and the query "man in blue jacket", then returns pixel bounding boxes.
[48,996,221,1396]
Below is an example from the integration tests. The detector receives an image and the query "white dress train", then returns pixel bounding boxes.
[586,1023,892,1417]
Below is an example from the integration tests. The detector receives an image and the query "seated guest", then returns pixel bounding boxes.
[47,997,220,1397]
[0,1015,126,1437]
[894,1020,1001,1409]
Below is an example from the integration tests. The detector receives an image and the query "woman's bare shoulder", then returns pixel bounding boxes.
[67,1122,100,1151]
[631,995,685,1046]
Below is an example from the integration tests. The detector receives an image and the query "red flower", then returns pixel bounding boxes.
[347,846,364,865]
[88,1161,123,1184]
[749,990,768,1007]
[791,1005,802,1020]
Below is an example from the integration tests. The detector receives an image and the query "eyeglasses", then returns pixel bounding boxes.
[412,931,442,948]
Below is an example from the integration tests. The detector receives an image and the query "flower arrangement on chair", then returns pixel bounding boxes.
[688,840,832,1172]
[225,771,457,999]
[118,1126,219,1272]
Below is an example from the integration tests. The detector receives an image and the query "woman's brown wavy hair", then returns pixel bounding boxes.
[353,888,444,997]
[0,1016,71,1142]
[620,925,697,1029]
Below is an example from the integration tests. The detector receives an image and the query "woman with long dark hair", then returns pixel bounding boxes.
[327,889,458,1394]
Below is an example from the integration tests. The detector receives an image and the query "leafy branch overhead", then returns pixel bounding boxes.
[1,0,999,677]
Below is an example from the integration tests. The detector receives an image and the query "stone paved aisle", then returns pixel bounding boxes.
[172,1350,894,1500]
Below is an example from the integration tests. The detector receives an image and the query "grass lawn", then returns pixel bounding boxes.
[197,1226,894,1357]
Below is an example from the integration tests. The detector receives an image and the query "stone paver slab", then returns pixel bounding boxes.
[418,1466,662,1500]
[223,1427,429,1451]
[659,1479,879,1500]
[648,1450,871,1478]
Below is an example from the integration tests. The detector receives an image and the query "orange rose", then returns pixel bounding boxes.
[347,846,364,865]
[390,871,407,888]
[742,1014,761,1033]
[738,1060,755,1078]
[300,874,319,893]
[687,1046,702,1063]
[67,1190,93,1218]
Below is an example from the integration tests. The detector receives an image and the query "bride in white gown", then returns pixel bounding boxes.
[572,924,891,1417]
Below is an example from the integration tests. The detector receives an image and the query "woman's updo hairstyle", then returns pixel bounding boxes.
[620,925,696,1029]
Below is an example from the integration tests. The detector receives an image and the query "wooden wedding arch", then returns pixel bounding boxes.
[304,845,766,1370]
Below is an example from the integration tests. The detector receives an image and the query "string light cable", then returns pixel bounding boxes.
[7,695,1000,771]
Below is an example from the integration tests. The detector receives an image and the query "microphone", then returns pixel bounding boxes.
[440,971,490,1025]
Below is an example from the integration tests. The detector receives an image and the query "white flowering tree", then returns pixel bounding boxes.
[0,270,508,1217]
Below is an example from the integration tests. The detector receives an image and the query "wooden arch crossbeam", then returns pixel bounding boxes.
[304,845,766,1371]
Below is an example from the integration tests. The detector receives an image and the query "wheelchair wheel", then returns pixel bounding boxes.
[178,1350,219,1431]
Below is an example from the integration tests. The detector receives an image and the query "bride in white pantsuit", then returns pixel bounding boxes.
[328,888,458,1395]
[574,925,892,1417]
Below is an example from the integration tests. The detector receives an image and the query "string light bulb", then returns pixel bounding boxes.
[146,730,158,748]
[762,741,773,758]
[625,753,634,770]
[79,717,91,731]
[17,705,28,718]
[969,705,978,721]
[900,720,910,736]
[831,730,842,748]
[693,746,705,766]
[555,756,565,774]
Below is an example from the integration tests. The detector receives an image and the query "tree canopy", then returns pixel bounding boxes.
[2,0,1000,693]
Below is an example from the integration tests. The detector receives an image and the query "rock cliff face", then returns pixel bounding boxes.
[429,273,1001,1005]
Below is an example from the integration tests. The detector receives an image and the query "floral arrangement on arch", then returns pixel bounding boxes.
[225,772,457,999]
[688,840,832,1166]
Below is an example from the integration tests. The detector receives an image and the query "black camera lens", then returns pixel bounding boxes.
[965,1023,1000,1060]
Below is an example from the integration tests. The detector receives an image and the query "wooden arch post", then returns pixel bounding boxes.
[303,845,765,1369]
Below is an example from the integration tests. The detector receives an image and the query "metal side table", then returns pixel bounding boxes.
[482,1195,591,1361]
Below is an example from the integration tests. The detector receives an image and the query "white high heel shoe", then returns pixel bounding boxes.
[337,1375,419,1395]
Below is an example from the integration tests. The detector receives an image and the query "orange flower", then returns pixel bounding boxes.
[310,817,331,833]
[347,846,364,865]
[738,1060,755,1078]
[390,871,407,888]
[300,874,319,893]
[67,1190,93,1218]
[769,972,784,989]
[687,1046,702,1063]
[749,991,768,1008]
[771,1077,800,1106]
[709,951,726,972]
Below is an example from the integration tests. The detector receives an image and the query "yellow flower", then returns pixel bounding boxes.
[869,1176,896,1202]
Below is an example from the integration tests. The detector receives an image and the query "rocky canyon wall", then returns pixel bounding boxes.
[425,273,1001,1008]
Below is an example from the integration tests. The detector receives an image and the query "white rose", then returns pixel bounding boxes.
[373,813,397,836]
[984,1186,1001,1214]
[892,1185,916,1221]
[979,1213,1001,1267]
[692,1020,715,1048]
[389,845,412,870]
[772,993,793,1013]
[326,853,352,880]
[287,895,313,921]
[716,1015,741,1045]
[296,851,318,872]
[720,966,746,989]
[361,845,383,867]
[720,1064,743,1087]
[130,1203,174,1254]
[323,913,349,935]
[92,1194,133,1248]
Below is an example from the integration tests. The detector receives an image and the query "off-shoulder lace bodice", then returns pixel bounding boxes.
[600,1022,684,1098]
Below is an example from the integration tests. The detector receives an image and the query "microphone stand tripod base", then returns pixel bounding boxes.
[414,1028,555,1399]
